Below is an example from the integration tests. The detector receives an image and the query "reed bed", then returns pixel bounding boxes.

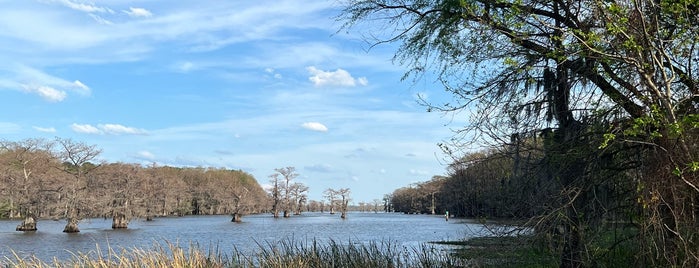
[2,240,460,268]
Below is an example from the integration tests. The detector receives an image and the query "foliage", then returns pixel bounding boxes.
[446,236,559,267]
[341,0,699,266]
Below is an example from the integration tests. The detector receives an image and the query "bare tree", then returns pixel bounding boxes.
[323,188,338,215]
[273,167,299,218]
[288,182,308,215]
[0,138,55,231]
[54,138,102,233]
[268,173,281,218]
[337,188,351,219]
[372,199,382,213]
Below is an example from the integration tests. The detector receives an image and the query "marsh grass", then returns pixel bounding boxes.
[437,236,558,267]
[3,239,458,268]
[3,242,228,268]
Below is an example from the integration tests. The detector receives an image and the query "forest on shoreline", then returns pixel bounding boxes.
[0,138,369,233]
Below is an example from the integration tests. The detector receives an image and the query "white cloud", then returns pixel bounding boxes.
[357,77,369,86]
[137,150,155,160]
[306,66,368,88]
[301,122,328,132]
[8,66,92,101]
[176,62,195,73]
[88,14,113,25]
[124,7,153,18]
[21,85,67,102]
[33,126,56,133]
[71,123,101,134]
[72,80,90,94]
[56,0,113,13]
[100,124,147,135]
[70,123,146,135]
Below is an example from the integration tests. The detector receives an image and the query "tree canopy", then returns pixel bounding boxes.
[342,0,699,266]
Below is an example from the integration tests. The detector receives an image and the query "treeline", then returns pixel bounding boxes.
[389,138,565,219]
[388,120,696,265]
[0,138,267,232]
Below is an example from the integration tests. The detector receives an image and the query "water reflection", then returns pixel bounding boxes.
[0,212,492,262]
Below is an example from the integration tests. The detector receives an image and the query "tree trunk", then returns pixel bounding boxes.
[283,210,290,218]
[341,211,347,219]
[63,218,80,233]
[112,213,128,229]
[16,215,37,231]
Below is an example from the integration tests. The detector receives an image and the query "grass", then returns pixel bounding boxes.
[431,225,640,268]
[433,236,558,268]
[2,239,461,268]
[3,243,227,268]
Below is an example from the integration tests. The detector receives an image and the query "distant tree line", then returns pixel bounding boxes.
[389,140,560,219]
[0,138,267,232]
[0,138,364,233]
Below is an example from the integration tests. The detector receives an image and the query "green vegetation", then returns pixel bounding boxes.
[437,236,558,267]
[341,0,699,266]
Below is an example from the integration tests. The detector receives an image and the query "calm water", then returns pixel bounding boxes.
[0,212,491,262]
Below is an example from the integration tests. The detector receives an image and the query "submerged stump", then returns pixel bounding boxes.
[16,216,37,231]
[231,213,241,223]
[63,218,80,233]
[112,213,129,229]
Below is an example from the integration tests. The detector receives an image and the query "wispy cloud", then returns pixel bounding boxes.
[71,123,101,134]
[55,0,113,13]
[124,7,153,18]
[307,66,368,88]
[301,122,328,132]
[88,14,113,25]
[4,65,92,102]
[21,85,66,102]
[305,164,334,173]
[71,123,147,135]
[136,150,156,160]
[33,126,56,133]
[101,124,148,135]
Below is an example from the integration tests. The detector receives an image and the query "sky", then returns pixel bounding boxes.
[0,0,460,203]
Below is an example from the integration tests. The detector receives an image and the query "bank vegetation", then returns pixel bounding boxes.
[342,0,699,266]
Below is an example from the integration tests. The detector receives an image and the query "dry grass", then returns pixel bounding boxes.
[2,240,459,268]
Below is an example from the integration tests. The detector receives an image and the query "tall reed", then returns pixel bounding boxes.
[3,239,459,268]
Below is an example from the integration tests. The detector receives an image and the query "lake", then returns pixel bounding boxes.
[0,212,493,262]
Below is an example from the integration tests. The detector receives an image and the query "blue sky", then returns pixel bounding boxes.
[0,0,458,202]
